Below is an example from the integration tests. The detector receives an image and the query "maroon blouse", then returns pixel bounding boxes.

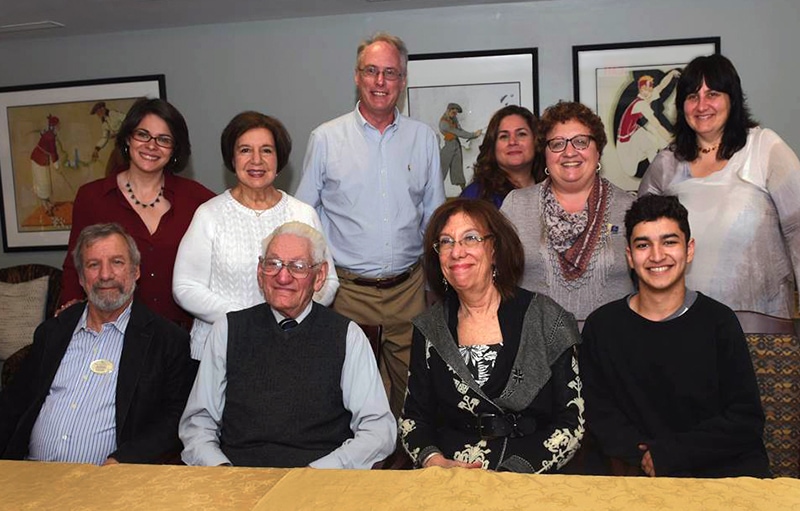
[60,172,216,330]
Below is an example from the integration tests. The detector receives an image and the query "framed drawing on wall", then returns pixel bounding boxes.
[403,48,538,197]
[0,75,165,251]
[573,37,720,191]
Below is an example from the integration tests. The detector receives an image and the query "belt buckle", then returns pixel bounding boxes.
[477,413,499,439]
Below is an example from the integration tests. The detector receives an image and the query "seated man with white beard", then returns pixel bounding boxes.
[0,223,195,465]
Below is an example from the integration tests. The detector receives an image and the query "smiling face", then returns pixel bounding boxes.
[128,114,173,175]
[79,234,140,313]
[626,217,694,296]
[258,233,327,319]
[233,127,278,193]
[683,80,731,142]
[544,119,600,193]
[355,41,405,126]
[495,114,535,175]
[438,211,495,295]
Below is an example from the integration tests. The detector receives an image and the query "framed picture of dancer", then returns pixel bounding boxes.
[573,37,720,191]
[0,75,165,251]
[403,48,538,198]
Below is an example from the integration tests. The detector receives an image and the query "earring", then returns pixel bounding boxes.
[544,167,550,176]
[442,277,449,292]
[596,162,602,174]
[492,266,497,283]
[121,144,129,157]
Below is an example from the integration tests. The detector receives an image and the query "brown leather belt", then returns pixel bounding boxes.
[349,263,418,289]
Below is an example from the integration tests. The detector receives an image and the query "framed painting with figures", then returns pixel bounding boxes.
[0,75,165,251]
[573,38,720,192]
[403,48,538,198]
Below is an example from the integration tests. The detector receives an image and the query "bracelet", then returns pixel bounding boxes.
[421,451,442,467]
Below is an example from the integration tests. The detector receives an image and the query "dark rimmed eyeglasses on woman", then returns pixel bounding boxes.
[259,257,320,279]
[545,135,594,153]
[434,234,495,254]
[358,65,405,81]
[131,129,175,149]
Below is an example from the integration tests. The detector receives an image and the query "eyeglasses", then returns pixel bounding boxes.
[259,257,320,279]
[358,65,405,81]
[545,135,594,153]
[131,129,175,149]
[433,234,494,254]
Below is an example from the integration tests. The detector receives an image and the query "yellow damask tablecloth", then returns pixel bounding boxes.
[2,461,800,510]
[258,467,800,510]
[0,461,287,510]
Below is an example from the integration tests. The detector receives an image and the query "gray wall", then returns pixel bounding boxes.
[1,0,797,268]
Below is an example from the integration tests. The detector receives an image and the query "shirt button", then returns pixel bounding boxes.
[82,375,89,381]
[70,403,77,410]
[62,434,68,441]
[150,273,155,277]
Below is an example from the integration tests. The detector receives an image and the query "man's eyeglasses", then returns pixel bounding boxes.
[259,257,320,279]
[358,65,404,81]
[131,129,175,149]
[433,234,494,254]
[545,135,594,153]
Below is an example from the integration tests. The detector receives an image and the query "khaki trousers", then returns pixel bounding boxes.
[334,265,426,417]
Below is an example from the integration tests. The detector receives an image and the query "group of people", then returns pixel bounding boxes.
[0,31,797,480]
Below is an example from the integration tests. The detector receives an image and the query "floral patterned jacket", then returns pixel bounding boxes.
[399,288,584,473]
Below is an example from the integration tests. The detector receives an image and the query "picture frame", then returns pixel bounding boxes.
[573,37,720,191]
[0,75,165,251]
[403,48,538,197]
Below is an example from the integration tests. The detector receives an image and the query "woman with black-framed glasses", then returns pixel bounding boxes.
[59,97,215,330]
[399,198,584,473]
[501,101,634,321]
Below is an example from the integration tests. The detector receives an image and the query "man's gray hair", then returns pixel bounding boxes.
[262,221,327,264]
[73,223,141,275]
[356,31,409,74]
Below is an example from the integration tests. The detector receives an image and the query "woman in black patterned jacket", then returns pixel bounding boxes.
[399,198,584,473]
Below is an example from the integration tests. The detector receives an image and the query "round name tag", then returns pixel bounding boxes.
[90,359,114,375]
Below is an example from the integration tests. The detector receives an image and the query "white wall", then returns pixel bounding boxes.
[0,0,797,267]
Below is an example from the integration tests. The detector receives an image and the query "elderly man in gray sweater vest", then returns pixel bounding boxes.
[179,221,396,468]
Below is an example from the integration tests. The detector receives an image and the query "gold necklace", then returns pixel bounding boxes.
[699,145,718,154]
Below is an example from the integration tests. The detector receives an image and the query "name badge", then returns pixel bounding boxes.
[90,359,114,375]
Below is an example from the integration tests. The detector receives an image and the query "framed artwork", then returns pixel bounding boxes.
[573,37,720,191]
[403,48,538,197]
[0,75,165,251]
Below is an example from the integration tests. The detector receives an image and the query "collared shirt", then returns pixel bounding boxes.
[179,301,396,468]
[60,172,216,330]
[28,304,132,465]
[296,104,444,278]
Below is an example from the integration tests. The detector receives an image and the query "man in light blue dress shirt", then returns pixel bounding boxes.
[179,222,395,468]
[296,32,445,416]
[0,223,195,465]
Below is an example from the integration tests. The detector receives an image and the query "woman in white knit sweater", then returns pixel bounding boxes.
[173,112,338,359]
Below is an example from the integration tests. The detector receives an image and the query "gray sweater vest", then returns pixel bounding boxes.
[220,302,353,467]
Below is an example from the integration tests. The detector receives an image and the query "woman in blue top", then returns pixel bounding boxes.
[461,105,544,208]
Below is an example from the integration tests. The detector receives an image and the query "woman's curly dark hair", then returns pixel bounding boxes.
[470,106,544,202]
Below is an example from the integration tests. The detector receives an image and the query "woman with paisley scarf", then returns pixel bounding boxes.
[501,102,634,321]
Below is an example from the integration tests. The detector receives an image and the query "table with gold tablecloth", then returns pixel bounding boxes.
[2,461,800,510]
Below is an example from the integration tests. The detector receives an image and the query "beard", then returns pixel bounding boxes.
[87,279,136,312]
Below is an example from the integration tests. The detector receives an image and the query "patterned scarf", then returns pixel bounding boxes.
[542,176,610,281]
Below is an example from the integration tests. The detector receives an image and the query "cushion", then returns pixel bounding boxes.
[747,331,800,478]
[0,276,49,359]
